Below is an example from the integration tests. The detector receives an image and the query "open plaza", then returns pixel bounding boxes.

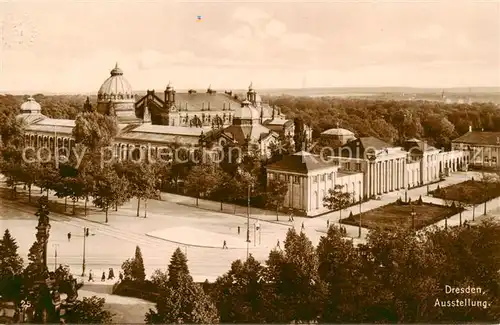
[2,170,500,285]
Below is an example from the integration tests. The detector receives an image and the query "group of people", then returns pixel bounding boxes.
[87,268,123,282]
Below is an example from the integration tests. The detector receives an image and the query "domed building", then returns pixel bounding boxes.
[320,126,356,145]
[97,63,140,124]
[17,63,304,160]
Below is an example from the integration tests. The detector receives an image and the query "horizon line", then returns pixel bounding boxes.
[2,85,500,96]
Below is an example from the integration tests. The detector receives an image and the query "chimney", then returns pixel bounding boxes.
[469,125,472,132]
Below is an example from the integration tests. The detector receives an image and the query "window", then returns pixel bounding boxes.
[268,173,274,180]
[327,173,332,180]
[293,176,300,184]
[484,157,490,163]
[492,157,497,164]
[313,176,318,183]
[320,174,325,182]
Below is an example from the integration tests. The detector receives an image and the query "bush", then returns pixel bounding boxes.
[112,279,159,302]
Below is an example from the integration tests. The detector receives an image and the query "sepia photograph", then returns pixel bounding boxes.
[0,0,499,323]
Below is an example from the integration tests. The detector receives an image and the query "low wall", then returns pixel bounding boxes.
[425,196,500,230]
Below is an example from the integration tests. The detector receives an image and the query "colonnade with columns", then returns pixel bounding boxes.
[23,132,216,164]
[366,157,406,198]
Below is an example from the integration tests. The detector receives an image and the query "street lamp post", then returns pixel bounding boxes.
[246,184,251,260]
[52,243,59,272]
[410,207,416,231]
[81,227,94,277]
[358,194,362,238]
[253,223,256,247]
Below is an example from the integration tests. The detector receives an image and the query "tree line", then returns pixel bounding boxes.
[114,221,500,323]
[265,95,500,149]
[3,93,500,150]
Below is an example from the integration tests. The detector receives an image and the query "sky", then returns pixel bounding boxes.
[0,0,499,93]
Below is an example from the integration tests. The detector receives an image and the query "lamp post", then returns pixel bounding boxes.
[81,227,94,277]
[246,184,252,260]
[358,194,362,238]
[52,243,59,272]
[410,206,416,231]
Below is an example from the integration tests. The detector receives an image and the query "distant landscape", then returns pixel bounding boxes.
[3,87,499,104]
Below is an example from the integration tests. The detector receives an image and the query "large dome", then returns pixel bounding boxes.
[97,63,134,101]
[234,100,260,120]
[20,96,42,114]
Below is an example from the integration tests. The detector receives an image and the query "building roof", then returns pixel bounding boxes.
[98,63,134,100]
[321,128,354,136]
[24,118,76,135]
[263,118,290,126]
[20,97,42,114]
[222,124,275,144]
[129,124,209,137]
[337,136,393,158]
[452,131,500,146]
[403,138,438,152]
[16,113,46,125]
[266,151,336,174]
[233,101,260,120]
[172,92,241,112]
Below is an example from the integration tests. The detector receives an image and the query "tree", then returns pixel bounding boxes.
[323,184,353,223]
[0,146,25,198]
[262,228,324,323]
[132,246,146,282]
[72,112,118,151]
[0,115,25,148]
[293,117,306,152]
[211,173,233,211]
[145,248,219,324]
[120,246,146,282]
[212,255,266,323]
[316,225,369,323]
[65,296,113,324]
[35,161,59,198]
[184,163,224,206]
[92,166,129,223]
[0,229,24,300]
[0,229,24,277]
[115,161,157,218]
[265,178,288,221]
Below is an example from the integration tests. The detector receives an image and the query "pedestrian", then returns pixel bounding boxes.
[67,232,71,242]
[277,240,280,249]
[301,222,305,231]
[101,272,106,282]
[118,271,123,281]
[108,268,115,280]
[237,226,240,235]
[327,219,330,229]
[88,270,93,282]
[222,240,228,249]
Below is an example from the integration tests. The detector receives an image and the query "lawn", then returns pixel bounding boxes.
[430,180,500,205]
[341,201,458,231]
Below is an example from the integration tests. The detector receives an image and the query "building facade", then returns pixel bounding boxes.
[17,64,303,161]
[266,133,468,216]
[452,126,497,169]
[266,151,363,216]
